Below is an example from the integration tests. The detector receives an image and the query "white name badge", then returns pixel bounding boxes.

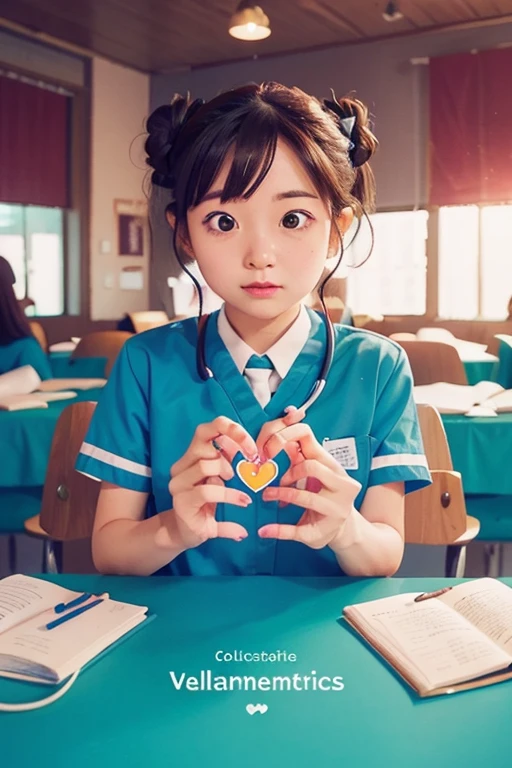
[322,437,359,470]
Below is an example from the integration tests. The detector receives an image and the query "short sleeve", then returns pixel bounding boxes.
[368,347,431,494]
[75,341,152,493]
[18,338,52,380]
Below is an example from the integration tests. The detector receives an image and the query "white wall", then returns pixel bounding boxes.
[90,57,150,320]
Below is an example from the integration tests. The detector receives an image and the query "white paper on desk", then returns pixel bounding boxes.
[34,391,78,403]
[49,341,77,353]
[38,378,107,392]
[413,381,505,414]
[0,365,40,397]
[0,394,48,411]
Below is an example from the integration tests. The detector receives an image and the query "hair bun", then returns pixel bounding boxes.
[145,94,204,188]
[323,92,378,168]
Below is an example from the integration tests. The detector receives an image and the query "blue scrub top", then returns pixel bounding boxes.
[76,308,431,576]
[0,336,52,380]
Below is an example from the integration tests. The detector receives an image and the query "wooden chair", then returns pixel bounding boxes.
[29,320,48,352]
[24,401,100,573]
[71,331,132,378]
[405,403,480,577]
[128,311,170,333]
[396,340,468,385]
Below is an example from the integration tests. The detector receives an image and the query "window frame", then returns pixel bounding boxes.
[0,59,91,328]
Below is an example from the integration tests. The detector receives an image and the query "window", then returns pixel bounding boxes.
[438,204,512,320]
[0,203,64,315]
[344,210,428,316]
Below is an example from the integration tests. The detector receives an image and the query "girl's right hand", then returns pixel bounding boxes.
[168,417,259,551]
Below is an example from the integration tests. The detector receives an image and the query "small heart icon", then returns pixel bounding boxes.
[236,459,278,493]
[246,703,268,715]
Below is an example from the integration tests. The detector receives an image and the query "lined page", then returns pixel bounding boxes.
[346,592,511,691]
[0,575,81,634]
[0,598,147,681]
[440,579,512,655]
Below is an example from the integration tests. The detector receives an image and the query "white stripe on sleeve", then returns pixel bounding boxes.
[80,442,152,477]
[371,454,429,471]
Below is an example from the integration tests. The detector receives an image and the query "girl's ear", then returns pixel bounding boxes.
[165,210,195,260]
[327,206,354,258]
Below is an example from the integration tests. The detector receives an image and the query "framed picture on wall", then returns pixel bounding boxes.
[114,199,147,257]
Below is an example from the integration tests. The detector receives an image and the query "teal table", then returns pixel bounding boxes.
[0,389,105,532]
[49,352,107,379]
[496,339,512,389]
[443,414,512,540]
[1,575,511,768]
[463,358,498,385]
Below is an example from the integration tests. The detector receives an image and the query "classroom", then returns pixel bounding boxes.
[1,2,512,765]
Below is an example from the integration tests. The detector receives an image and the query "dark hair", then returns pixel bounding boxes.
[145,82,378,311]
[146,82,377,222]
[0,256,33,345]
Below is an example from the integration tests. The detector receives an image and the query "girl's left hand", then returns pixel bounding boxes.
[257,421,362,549]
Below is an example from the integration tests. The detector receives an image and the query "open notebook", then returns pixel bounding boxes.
[0,365,106,411]
[413,381,512,416]
[0,575,149,685]
[343,578,512,697]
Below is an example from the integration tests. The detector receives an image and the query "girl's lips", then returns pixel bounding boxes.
[242,286,281,298]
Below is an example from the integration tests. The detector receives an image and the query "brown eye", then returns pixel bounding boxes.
[207,213,237,232]
[281,211,309,229]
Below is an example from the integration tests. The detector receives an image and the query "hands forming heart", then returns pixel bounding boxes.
[169,406,360,552]
[253,407,362,549]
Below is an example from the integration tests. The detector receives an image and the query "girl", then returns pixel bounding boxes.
[77,82,431,577]
[0,255,51,380]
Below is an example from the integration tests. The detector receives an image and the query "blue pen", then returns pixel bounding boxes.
[46,598,105,630]
[54,592,92,613]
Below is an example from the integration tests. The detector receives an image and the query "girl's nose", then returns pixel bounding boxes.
[243,235,277,269]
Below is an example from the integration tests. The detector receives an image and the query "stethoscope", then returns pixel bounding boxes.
[172,225,340,415]
[196,309,335,414]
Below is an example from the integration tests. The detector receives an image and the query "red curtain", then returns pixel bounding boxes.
[429,48,512,206]
[0,76,70,208]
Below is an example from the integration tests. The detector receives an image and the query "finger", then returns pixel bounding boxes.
[169,457,234,496]
[265,424,339,469]
[280,459,341,493]
[255,405,306,460]
[258,523,298,541]
[190,484,253,509]
[262,485,334,514]
[213,434,248,462]
[216,522,249,541]
[172,417,258,476]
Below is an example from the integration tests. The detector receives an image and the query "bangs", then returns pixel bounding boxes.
[186,103,279,209]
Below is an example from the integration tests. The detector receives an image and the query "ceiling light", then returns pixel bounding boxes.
[383,1,404,22]
[229,2,271,41]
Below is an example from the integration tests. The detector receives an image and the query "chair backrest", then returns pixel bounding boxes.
[39,401,99,540]
[128,311,169,333]
[416,403,453,471]
[71,331,132,376]
[397,340,467,385]
[404,403,467,545]
[29,321,48,352]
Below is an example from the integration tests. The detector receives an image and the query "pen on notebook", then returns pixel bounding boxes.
[46,593,109,630]
[54,592,92,613]
[414,587,453,603]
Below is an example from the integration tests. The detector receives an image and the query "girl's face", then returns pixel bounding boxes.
[184,140,352,322]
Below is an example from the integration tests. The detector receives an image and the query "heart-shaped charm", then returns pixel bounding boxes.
[236,459,278,493]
